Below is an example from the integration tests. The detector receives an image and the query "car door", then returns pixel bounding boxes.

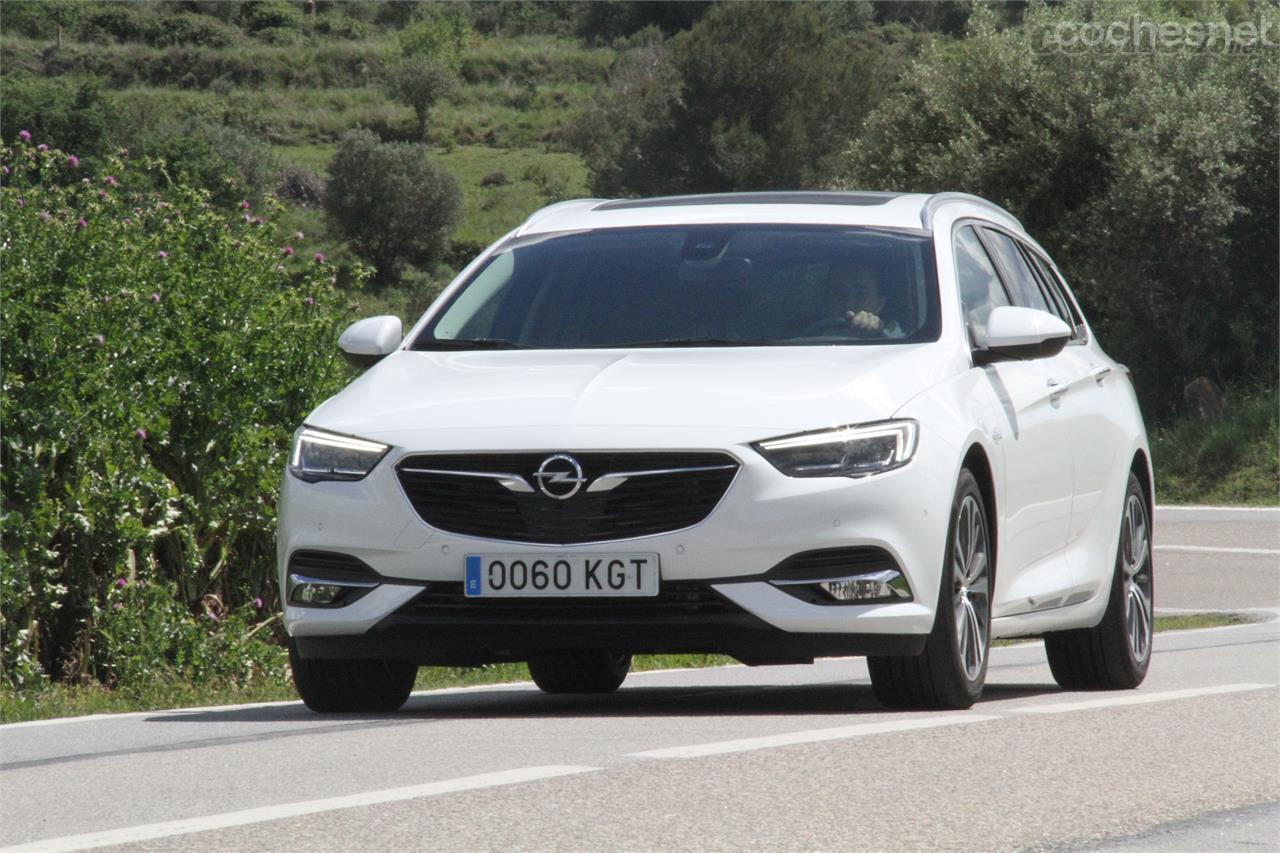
[954,225,1074,618]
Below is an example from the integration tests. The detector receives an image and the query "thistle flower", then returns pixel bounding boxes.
[93,334,106,345]
[98,191,109,200]
[313,252,326,263]
[36,144,48,152]
[295,230,304,241]
[104,175,119,187]
[76,217,87,229]
[134,428,147,440]
[18,130,31,142]
[253,597,265,610]
[302,296,315,306]
[157,250,168,260]
[67,155,80,168]
[15,198,23,208]
[282,245,294,256]
[239,200,250,210]
[116,578,127,589]
[149,293,161,303]
[39,211,51,222]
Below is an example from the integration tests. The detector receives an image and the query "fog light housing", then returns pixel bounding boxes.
[287,573,379,608]
[772,569,912,605]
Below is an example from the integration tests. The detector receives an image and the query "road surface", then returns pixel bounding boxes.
[1,506,1276,852]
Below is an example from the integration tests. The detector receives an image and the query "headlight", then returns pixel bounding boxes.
[753,420,918,478]
[288,426,390,483]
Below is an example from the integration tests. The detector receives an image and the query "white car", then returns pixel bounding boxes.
[279,191,1154,713]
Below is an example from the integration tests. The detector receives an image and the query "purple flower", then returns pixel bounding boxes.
[67,155,79,169]
[76,217,87,229]
[251,216,263,226]
[2,165,9,176]
[313,252,326,263]
[149,293,161,303]
[239,200,250,210]
[302,296,315,306]
[253,597,264,610]
[17,130,31,142]
[104,175,119,187]
[15,198,24,208]
[98,191,109,200]
[122,218,132,225]
[134,428,147,440]
[115,578,127,589]
[157,250,168,260]
[36,144,48,152]
[282,245,294,256]
[295,230,304,241]
[38,211,51,222]
[92,334,105,345]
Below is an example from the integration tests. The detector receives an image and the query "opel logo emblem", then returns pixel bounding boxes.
[532,454,586,500]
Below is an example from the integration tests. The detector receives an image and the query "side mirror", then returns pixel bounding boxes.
[338,315,402,369]
[980,306,1071,362]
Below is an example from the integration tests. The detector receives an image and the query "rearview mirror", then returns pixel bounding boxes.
[980,306,1071,362]
[338,315,402,369]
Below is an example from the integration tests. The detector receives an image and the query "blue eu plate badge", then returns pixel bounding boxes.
[465,555,482,595]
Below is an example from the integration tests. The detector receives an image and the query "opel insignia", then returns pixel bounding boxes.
[279,191,1154,712]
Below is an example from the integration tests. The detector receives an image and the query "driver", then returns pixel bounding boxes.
[824,263,904,338]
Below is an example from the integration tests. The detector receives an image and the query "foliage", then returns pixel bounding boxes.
[384,56,459,142]
[0,140,355,688]
[324,128,462,284]
[1151,387,1279,506]
[397,5,471,67]
[574,2,910,195]
[842,1,1279,416]
[0,75,112,164]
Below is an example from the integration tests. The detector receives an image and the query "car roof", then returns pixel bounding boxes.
[514,191,1024,238]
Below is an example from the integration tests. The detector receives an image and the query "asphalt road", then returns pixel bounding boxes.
[1,506,1276,852]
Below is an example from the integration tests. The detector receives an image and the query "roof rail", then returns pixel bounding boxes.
[921,192,1022,231]
[515,198,608,236]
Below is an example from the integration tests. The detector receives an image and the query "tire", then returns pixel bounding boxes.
[528,651,632,694]
[1044,472,1153,690]
[868,469,991,710]
[289,640,417,713]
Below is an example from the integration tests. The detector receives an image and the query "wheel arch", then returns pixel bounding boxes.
[1130,448,1154,524]
[961,442,998,583]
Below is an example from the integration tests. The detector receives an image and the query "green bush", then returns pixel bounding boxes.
[398,6,470,66]
[240,0,304,34]
[150,11,242,48]
[841,1,1279,416]
[0,140,355,687]
[324,128,462,284]
[0,75,111,164]
[384,56,459,141]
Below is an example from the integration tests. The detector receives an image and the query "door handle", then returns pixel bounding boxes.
[1090,365,1113,385]
[1047,378,1068,400]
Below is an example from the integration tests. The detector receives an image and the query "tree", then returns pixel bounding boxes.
[324,128,462,285]
[384,56,458,142]
[573,2,913,196]
[842,1,1278,416]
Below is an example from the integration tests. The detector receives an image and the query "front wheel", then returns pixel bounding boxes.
[529,651,631,694]
[1044,472,1153,690]
[868,469,991,710]
[289,641,417,713]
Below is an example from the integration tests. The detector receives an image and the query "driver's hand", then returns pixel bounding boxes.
[847,310,882,332]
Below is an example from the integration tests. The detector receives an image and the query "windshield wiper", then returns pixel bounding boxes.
[420,338,527,350]
[605,337,779,348]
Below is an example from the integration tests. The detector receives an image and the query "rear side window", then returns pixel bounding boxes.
[953,226,1009,349]
[980,228,1052,315]
[1022,248,1086,341]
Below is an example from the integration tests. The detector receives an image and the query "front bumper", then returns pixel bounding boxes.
[278,427,957,660]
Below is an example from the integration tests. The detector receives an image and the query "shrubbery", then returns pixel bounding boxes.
[0,136,355,689]
[324,128,462,284]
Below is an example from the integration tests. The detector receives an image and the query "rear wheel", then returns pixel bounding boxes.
[289,641,417,713]
[529,651,631,694]
[868,469,991,710]
[1044,472,1153,690]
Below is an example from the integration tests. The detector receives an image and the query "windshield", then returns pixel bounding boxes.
[414,225,939,350]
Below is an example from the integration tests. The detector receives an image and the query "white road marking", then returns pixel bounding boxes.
[1157,545,1280,557]
[1156,505,1280,512]
[1010,683,1274,715]
[0,765,600,853]
[628,714,1001,759]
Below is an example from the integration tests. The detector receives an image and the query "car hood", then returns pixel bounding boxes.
[309,346,959,446]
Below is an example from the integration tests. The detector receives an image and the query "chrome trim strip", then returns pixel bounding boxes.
[287,573,381,592]
[770,569,902,587]
[398,467,535,493]
[585,463,738,493]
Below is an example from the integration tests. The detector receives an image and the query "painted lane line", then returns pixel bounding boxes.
[1010,683,1274,715]
[0,765,600,853]
[1155,505,1280,512]
[628,714,1001,759]
[1156,545,1280,557]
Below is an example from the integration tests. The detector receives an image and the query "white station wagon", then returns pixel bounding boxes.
[279,191,1154,712]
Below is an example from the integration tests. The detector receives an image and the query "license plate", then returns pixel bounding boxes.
[464,553,660,597]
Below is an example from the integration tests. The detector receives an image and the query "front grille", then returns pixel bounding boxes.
[396,580,739,622]
[395,452,738,544]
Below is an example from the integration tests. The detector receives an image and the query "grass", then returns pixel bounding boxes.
[0,616,1252,724]
[1151,386,1279,505]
